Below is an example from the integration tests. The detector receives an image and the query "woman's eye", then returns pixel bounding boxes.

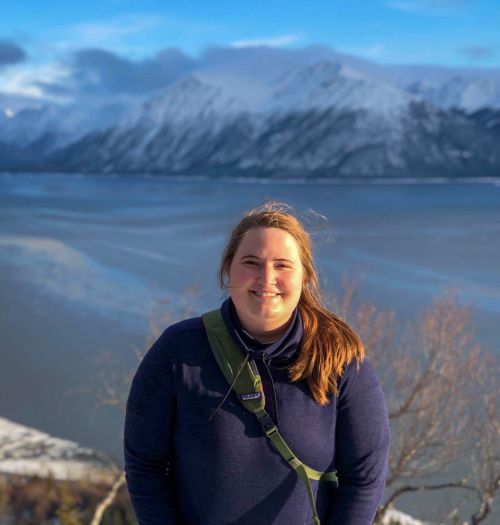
[243,260,258,266]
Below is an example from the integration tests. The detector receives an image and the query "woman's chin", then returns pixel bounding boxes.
[247,313,291,336]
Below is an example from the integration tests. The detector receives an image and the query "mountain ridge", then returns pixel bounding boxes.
[1,49,499,177]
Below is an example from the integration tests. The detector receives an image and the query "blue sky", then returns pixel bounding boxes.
[1,0,499,102]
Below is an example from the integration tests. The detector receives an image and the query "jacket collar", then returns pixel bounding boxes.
[220,297,302,364]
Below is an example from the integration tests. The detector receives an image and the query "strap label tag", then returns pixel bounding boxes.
[240,392,262,401]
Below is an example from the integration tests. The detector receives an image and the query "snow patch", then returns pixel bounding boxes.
[408,76,500,112]
[267,61,414,116]
[382,508,430,525]
[0,417,117,483]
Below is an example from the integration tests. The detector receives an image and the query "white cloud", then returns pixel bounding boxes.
[75,15,162,42]
[231,35,301,49]
[0,62,71,101]
[50,14,168,52]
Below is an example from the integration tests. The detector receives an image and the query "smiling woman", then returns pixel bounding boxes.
[124,202,390,525]
[227,227,304,342]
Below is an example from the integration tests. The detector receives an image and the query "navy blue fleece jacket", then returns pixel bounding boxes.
[124,300,390,525]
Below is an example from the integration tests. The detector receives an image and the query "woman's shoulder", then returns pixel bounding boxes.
[162,316,206,337]
[338,357,383,400]
[136,316,208,375]
[153,316,207,352]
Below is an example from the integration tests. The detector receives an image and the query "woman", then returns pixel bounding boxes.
[124,203,390,525]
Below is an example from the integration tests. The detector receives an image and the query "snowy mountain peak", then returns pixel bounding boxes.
[269,60,414,115]
[279,60,366,84]
[2,48,500,177]
[0,417,118,482]
[129,75,247,128]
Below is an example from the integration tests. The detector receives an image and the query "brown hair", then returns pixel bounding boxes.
[219,202,365,404]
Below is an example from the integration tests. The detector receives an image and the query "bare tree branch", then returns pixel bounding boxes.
[332,285,500,525]
[89,471,126,525]
[83,287,199,524]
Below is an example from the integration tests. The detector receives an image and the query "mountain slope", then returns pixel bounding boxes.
[467,107,500,135]
[1,53,500,177]
[408,76,500,112]
[52,78,500,177]
[0,417,118,482]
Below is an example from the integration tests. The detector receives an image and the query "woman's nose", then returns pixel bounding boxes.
[258,263,277,285]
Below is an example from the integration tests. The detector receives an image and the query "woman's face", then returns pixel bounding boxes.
[228,227,303,341]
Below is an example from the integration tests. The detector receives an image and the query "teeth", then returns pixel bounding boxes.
[254,292,278,297]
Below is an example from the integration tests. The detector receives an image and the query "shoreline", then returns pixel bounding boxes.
[2,171,500,186]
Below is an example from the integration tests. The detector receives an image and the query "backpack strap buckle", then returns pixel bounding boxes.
[259,413,277,437]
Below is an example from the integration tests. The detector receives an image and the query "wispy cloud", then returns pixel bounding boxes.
[231,35,301,49]
[0,40,27,67]
[386,0,465,14]
[460,45,496,61]
[66,47,194,96]
[0,45,196,103]
[75,15,162,43]
[0,61,71,100]
[50,14,168,52]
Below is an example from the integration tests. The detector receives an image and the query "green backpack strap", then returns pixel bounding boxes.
[202,309,338,525]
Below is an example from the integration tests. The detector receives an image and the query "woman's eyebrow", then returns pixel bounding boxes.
[240,254,295,263]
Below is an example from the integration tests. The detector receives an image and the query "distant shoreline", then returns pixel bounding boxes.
[2,171,500,186]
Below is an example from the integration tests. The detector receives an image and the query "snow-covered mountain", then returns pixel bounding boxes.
[268,61,414,115]
[126,75,248,127]
[408,76,500,113]
[0,99,130,153]
[0,417,118,482]
[49,62,499,177]
[1,47,499,177]
[194,46,500,113]
[468,107,500,135]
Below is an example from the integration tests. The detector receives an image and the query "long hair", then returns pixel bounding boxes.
[219,202,365,404]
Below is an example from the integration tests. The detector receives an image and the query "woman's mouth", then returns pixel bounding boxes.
[251,291,281,298]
